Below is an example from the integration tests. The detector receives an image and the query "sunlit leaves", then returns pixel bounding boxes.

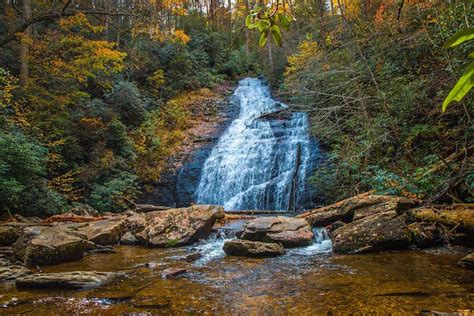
[443,28,474,48]
[245,7,292,47]
[442,28,474,112]
[442,62,474,112]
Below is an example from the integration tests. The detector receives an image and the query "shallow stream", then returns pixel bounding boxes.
[1,219,473,314]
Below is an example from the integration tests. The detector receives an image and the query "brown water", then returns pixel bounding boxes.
[1,225,473,315]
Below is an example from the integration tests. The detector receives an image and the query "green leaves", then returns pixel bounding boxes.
[442,62,474,112]
[443,28,474,48]
[245,8,292,48]
[442,28,474,112]
[259,32,268,47]
[271,25,282,46]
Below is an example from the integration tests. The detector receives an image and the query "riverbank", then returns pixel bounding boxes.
[1,194,473,314]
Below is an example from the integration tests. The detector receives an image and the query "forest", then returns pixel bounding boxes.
[0,0,473,314]
[0,0,472,216]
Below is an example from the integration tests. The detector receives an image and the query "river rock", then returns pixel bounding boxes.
[161,268,187,279]
[0,226,20,246]
[0,265,32,281]
[298,192,419,227]
[120,232,139,245]
[63,218,125,246]
[16,271,121,289]
[457,253,474,270]
[127,205,224,247]
[332,210,411,254]
[240,216,313,247]
[13,226,92,266]
[223,240,285,257]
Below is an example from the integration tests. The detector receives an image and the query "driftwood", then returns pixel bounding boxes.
[420,145,474,179]
[256,108,291,120]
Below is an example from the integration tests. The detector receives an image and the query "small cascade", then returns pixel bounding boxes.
[190,226,332,266]
[195,77,320,211]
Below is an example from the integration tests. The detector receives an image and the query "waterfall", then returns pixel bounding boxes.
[195,77,319,211]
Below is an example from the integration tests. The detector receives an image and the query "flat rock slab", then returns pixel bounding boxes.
[13,226,93,266]
[16,271,121,289]
[298,193,419,227]
[61,218,125,246]
[127,205,224,247]
[0,265,32,281]
[223,240,285,257]
[240,216,313,248]
[332,210,410,254]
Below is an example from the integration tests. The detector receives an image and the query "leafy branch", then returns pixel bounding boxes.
[442,28,474,112]
[245,5,292,47]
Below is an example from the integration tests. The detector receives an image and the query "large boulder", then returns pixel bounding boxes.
[61,218,125,246]
[16,271,121,289]
[0,226,20,246]
[332,210,411,254]
[223,240,285,257]
[127,205,224,247]
[240,216,313,247]
[13,226,93,266]
[298,192,419,227]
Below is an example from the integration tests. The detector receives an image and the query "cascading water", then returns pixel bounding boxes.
[195,77,319,211]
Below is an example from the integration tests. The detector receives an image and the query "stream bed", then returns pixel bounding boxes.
[1,219,473,315]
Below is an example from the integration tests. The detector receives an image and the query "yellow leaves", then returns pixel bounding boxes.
[173,29,191,44]
[285,40,320,77]
[48,169,83,202]
[0,68,18,109]
[59,13,104,34]
[132,88,217,182]
[148,69,166,90]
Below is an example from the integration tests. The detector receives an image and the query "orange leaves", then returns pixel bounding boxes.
[173,29,191,44]
[59,13,104,34]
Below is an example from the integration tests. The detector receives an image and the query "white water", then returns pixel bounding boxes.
[191,227,332,266]
[195,77,316,211]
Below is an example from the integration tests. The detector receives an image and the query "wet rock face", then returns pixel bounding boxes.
[13,226,92,266]
[16,271,121,289]
[223,240,285,257]
[331,211,411,254]
[127,205,224,247]
[139,95,239,208]
[241,216,314,248]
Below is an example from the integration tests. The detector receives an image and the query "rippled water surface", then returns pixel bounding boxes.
[1,221,473,315]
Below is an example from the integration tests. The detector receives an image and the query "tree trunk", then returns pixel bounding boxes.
[19,0,32,86]
[267,30,274,79]
[244,0,250,56]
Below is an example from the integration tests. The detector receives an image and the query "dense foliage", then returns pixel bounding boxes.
[0,0,472,216]
[274,0,473,203]
[0,0,257,215]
